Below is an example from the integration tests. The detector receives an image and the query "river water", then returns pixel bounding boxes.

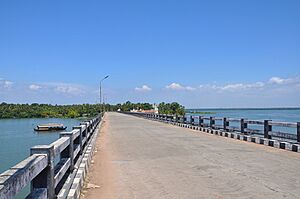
[186,108,300,135]
[0,118,81,198]
[186,108,300,122]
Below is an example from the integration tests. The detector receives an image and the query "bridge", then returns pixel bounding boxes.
[1,112,300,198]
[83,112,300,199]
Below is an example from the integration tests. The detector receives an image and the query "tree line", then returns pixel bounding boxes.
[157,102,185,115]
[113,101,153,112]
[0,101,185,119]
[106,101,185,115]
[0,103,104,119]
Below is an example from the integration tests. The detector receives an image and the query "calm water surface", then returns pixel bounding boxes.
[187,108,300,122]
[187,108,300,135]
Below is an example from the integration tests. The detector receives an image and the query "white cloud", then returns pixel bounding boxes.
[0,78,13,89]
[185,86,196,91]
[220,82,265,91]
[32,82,86,95]
[3,81,13,88]
[268,76,300,85]
[29,84,42,90]
[251,82,265,88]
[221,83,245,90]
[197,76,300,93]
[269,77,286,84]
[199,84,220,90]
[166,83,195,91]
[54,85,84,95]
[135,85,152,92]
[166,83,184,90]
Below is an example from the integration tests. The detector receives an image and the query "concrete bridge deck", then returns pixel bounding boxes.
[83,112,300,199]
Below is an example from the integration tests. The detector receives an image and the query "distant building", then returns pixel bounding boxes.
[153,103,159,114]
[129,104,158,114]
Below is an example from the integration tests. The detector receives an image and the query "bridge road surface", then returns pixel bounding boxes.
[82,112,300,199]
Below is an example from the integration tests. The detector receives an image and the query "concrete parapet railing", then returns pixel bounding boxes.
[0,113,103,199]
[122,112,300,152]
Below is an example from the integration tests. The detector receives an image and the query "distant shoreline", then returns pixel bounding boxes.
[186,107,300,111]
[0,116,91,120]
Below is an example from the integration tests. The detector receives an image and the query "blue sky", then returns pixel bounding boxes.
[0,0,300,108]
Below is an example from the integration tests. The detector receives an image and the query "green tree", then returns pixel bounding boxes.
[158,102,185,115]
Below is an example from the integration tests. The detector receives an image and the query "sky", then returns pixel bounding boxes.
[0,0,300,108]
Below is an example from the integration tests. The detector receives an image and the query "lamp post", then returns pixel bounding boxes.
[100,75,109,113]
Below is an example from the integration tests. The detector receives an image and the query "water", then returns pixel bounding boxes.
[0,118,81,198]
[186,108,300,122]
[186,108,300,135]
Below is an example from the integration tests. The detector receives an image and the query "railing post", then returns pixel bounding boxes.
[91,119,94,131]
[240,118,247,134]
[87,121,91,136]
[30,145,55,199]
[60,132,75,172]
[199,116,203,127]
[90,120,94,132]
[264,120,272,139]
[210,117,215,129]
[90,120,94,133]
[85,122,91,139]
[297,122,300,143]
[80,123,88,147]
[223,117,228,131]
[73,126,83,154]
[83,122,87,137]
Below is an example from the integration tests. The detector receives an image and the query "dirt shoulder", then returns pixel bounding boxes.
[81,115,116,199]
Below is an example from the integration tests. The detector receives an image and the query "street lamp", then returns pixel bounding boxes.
[100,75,109,113]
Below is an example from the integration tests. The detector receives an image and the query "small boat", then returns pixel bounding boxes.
[34,124,67,131]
